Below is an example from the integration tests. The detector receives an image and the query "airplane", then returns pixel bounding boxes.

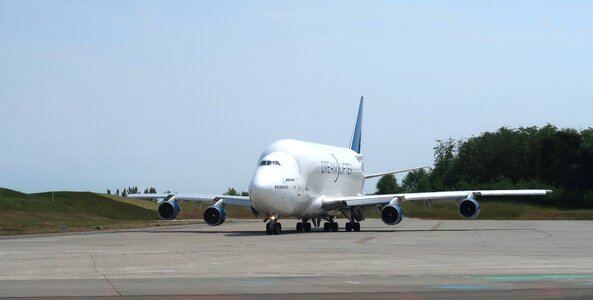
[127,97,551,235]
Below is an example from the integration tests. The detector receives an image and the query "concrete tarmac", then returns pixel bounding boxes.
[1,218,593,299]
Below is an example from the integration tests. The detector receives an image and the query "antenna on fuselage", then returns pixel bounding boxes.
[350,96,364,154]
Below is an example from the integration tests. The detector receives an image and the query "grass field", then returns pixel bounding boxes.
[0,188,195,235]
[399,199,593,220]
[1,187,592,236]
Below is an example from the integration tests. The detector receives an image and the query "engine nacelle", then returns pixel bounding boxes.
[203,204,226,226]
[158,201,181,220]
[381,204,404,225]
[458,198,480,219]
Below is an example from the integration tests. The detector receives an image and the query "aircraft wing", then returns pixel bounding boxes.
[321,189,552,209]
[364,166,430,179]
[126,193,252,207]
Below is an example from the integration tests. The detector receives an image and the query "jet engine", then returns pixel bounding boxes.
[203,203,226,226]
[381,204,404,225]
[158,201,181,220]
[458,197,480,219]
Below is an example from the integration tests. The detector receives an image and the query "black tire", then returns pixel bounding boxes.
[323,222,330,232]
[332,222,339,232]
[304,222,312,232]
[296,222,303,233]
[266,223,272,235]
[354,222,361,232]
[273,223,280,235]
[345,222,352,232]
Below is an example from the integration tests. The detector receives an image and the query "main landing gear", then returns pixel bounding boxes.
[323,217,339,232]
[345,221,360,232]
[296,218,312,233]
[340,207,362,232]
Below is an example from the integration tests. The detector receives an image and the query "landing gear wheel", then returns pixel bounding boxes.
[266,223,272,235]
[273,223,281,235]
[304,222,312,232]
[296,222,304,233]
[345,222,353,232]
[323,222,330,232]
[353,222,361,232]
[331,222,339,232]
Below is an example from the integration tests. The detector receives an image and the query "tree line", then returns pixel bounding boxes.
[377,125,593,208]
[105,186,250,198]
[106,186,163,197]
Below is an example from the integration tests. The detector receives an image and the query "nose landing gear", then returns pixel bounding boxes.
[265,214,282,235]
[266,222,282,235]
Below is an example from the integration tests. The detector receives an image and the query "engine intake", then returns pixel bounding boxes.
[381,204,404,225]
[458,198,480,219]
[158,201,181,220]
[203,204,226,226]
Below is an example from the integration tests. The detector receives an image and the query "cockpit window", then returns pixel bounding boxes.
[260,161,266,166]
[260,160,281,166]
[266,161,272,165]
[274,161,281,165]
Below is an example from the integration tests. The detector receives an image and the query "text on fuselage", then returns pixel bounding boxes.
[320,160,353,176]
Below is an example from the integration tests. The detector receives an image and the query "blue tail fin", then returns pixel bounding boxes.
[350,97,364,154]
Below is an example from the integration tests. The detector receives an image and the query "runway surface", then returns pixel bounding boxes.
[1,218,592,299]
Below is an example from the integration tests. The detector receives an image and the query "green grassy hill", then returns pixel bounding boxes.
[0,188,256,236]
[0,188,168,235]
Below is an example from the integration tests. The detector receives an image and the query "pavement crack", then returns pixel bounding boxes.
[178,252,214,271]
[103,274,122,296]
[89,254,98,273]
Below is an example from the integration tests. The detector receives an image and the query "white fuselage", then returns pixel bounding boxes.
[248,139,365,218]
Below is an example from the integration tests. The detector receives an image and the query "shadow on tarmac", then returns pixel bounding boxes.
[132,227,529,237]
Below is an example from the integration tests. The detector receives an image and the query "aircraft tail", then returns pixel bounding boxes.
[350,96,364,154]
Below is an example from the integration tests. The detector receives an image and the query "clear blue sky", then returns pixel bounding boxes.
[1,1,592,194]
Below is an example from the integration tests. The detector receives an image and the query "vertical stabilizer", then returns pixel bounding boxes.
[350,96,364,153]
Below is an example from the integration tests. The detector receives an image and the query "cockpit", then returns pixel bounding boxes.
[259,160,281,166]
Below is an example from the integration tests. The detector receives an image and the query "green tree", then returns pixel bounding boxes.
[402,169,431,192]
[376,174,403,194]
[431,138,459,189]
[224,188,238,196]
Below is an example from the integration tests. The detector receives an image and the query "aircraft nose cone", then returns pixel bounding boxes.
[249,168,292,215]
[249,170,272,199]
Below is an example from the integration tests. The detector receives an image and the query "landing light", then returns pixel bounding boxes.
[270,214,277,221]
